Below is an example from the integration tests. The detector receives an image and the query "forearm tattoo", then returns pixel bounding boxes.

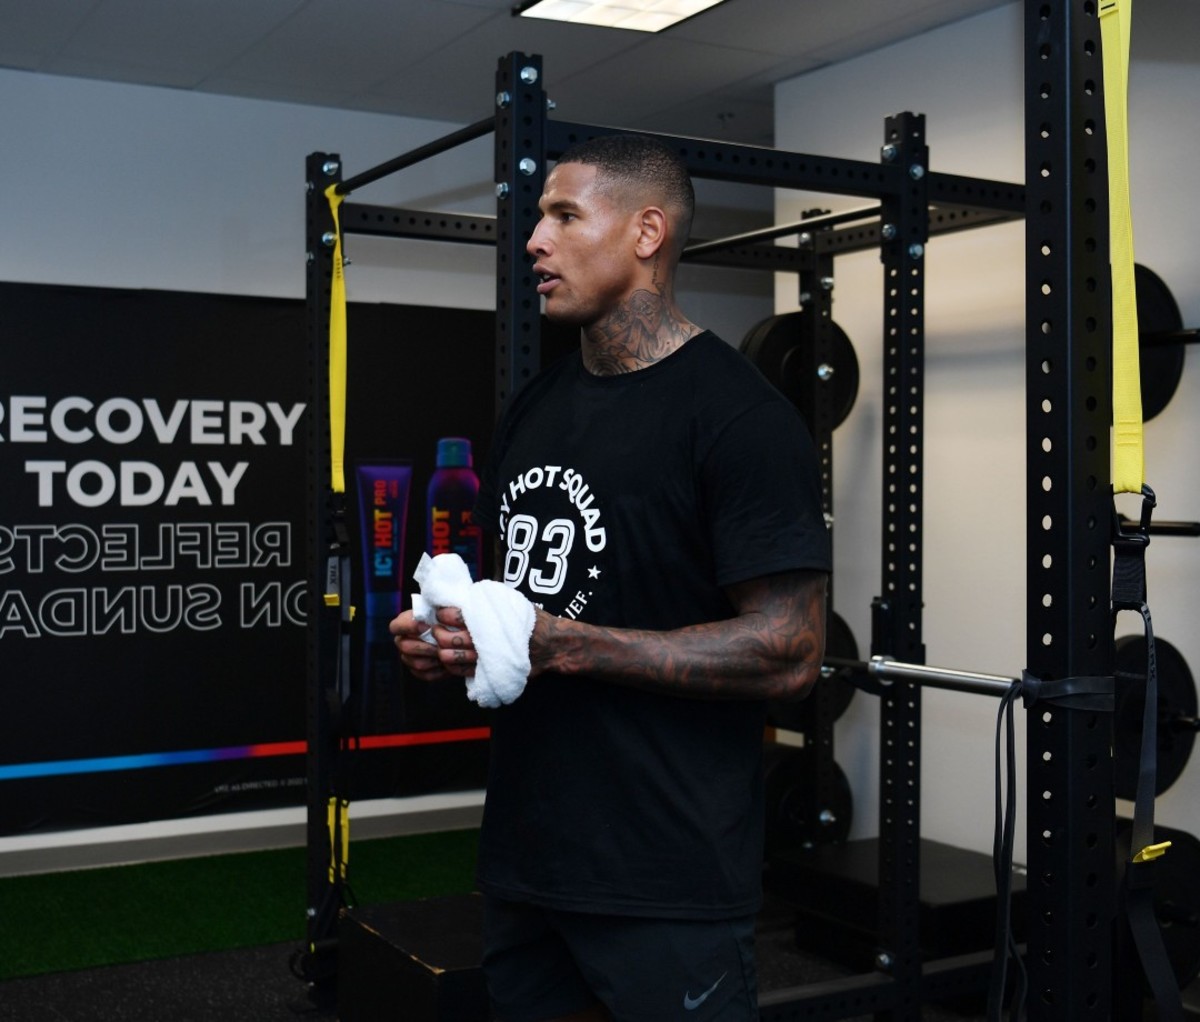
[532,571,827,700]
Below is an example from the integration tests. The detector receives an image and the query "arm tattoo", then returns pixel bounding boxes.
[532,570,828,700]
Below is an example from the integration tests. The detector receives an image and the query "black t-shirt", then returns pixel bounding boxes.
[473,330,831,919]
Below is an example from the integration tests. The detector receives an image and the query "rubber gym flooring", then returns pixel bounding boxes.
[0,900,992,1022]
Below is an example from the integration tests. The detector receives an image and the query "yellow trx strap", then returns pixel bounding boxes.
[1101,13,1183,1017]
[324,184,348,495]
[1100,0,1142,494]
[326,796,350,883]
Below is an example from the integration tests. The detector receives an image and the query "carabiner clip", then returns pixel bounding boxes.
[1111,486,1155,612]
[1113,484,1157,546]
[1135,484,1157,536]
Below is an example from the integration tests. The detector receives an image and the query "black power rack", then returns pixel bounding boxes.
[302,4,1120,1014]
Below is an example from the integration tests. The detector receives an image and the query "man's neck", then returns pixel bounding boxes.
[581,289,700,376]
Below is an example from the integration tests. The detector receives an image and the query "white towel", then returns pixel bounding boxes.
[410,552,535,708]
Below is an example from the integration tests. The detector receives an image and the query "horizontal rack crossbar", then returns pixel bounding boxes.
[546,121,1024,214]
[548,120,900,196]
[1142,328,1199,348]
[340,203,496,244]
[336,200,1021,265]
[1117,514,1200,537]
[334,116,495,197]
[683,205,882,259]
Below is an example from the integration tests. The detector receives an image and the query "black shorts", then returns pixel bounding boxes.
[482,896,759,1021]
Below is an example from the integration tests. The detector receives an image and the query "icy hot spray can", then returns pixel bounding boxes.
[426,437,482,579]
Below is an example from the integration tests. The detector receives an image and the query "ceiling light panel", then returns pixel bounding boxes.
[516,0,727,33]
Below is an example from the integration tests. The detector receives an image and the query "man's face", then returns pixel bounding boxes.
[526,162,641,326]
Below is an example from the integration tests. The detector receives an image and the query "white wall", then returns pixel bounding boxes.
[0,69,492,303]
[775,2,1200,859]
[0,67,770,343]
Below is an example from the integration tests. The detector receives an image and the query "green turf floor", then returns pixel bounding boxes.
[0,829,479,980]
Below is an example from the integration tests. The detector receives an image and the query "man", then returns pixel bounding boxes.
[391,133,830,1020]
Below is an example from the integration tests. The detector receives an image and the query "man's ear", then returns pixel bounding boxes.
[633,206,669,260]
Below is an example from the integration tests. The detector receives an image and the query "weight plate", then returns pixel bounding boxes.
[763,742,853,853]
[740,312,860,428]
[1114,634,1197,800]
[1136,263,1186,422]
[767,610,858,732]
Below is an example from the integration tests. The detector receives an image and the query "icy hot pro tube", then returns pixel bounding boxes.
[356,461,412,619]
[427,437,482,580]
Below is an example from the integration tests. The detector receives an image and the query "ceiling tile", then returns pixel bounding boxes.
[0,0,98,66]
[550,37,781,128]
[631,89,777,146]
[352,12,641,124]
[211,0,497,94]
[670,0,997,63]
[50,0,308,83]
[665,0,818,54]
[0,0,97,60]
[797,0,1001,64]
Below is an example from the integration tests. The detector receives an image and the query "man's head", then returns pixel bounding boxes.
[555,133,695,259]
[527,134,696,327]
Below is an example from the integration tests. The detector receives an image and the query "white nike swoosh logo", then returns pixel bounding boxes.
[683,971,727,1010]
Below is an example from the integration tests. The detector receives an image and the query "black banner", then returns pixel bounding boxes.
[0,284,574,834]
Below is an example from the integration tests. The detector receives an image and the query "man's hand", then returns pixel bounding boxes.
[389,607,479,680]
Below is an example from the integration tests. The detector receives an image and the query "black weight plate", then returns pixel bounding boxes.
[1136,263,1186,422]
[1114,634,1197,800]
[1115,818,1200,988]
[767,610,858,732]
[763,742,853,853]
[740,312,860,428]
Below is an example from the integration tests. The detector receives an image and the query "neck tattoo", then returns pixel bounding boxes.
[582,289,698,376]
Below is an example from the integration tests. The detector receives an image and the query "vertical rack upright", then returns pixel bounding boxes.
[1023,1,1117,1018]
[302,151,346,982]
[494,53,547,411]
[871,110,931,1021]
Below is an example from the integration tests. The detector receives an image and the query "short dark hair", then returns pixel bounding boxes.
[557,133,695,250]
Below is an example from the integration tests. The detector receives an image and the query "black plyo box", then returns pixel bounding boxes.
[766,837,1025,969]
[338,894,489,1022]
